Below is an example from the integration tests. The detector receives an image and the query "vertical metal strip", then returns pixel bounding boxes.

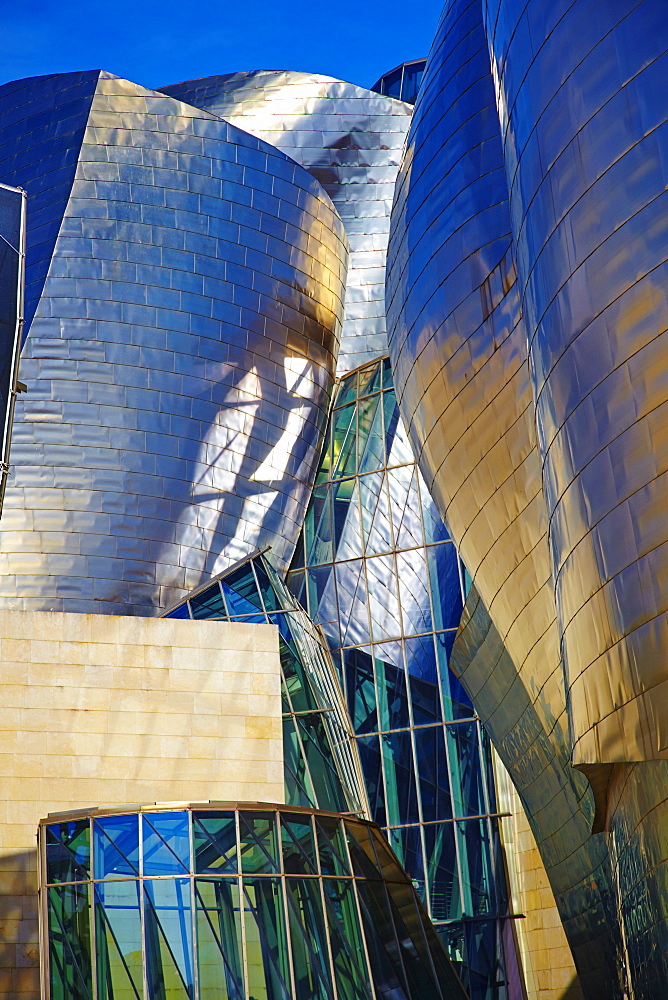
[235,810,250,1000]
[277,810,298,1000]
[0,186,26,512]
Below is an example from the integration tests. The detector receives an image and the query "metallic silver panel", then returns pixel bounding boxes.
[0,71,348,615]
[485,0,668,771]
[160,71,413,375]
[385,1,624,995]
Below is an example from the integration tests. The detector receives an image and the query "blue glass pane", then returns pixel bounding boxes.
[143,812,190,876]
[254,559,281,612]
[388,826,426,903]
[414,725,453,822]
[356,735,386,827]
[357,360,382,397]
[436,631,473,720]
[332,477,362,559]
[144,877,194,999]
[457,819,495,918]
[344,646,377,735]
[46,821,90,884]
[374,642,410,731]
[358,400,385,474]
[366,554,402,642]
[405,634,443,725]
[193,812,237,874]
[424,822,462,921]
[190,583,226,620]
[447,723,486,817]
[428,543,463,630]
[382,730,420,826]
[285,568,306,607]
[305,485,334,565]
[221,564,264,616]
[335,372,357,408]
[94,815,139,879]
[165,603,191,619]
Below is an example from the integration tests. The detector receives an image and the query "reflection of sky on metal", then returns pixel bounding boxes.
[0,70,347,614]
[160,71,413,375]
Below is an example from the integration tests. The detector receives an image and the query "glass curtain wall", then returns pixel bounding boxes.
[41,804,469,1000]
[163,553,368,819]
[286,356,513,999]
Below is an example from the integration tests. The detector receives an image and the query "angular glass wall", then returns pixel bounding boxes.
[286,356,513,999]
[40,804,469,1000]
[163,553,368,820]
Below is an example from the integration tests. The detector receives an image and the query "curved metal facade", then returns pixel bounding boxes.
[160,72,412,374]
[485,0,668,772]
[386,1,622,996]
[0,70,347,615]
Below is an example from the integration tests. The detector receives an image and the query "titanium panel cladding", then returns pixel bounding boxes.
[485,0,668,771]
[386,1,622,995]
[160,71,413,374]
[0,71,347,615]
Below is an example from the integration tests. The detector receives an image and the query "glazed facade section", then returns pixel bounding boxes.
[40,804,469,1000]
[387,0,668,997]
[286,357,515,1000]
[161,72,412,373]
[485,0,668,771]
[0,182,26,513]
[0,71,347,615]
[386,0,617,996]
[164,551,368,819]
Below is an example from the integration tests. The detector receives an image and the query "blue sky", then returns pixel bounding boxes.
[3,0,443,92]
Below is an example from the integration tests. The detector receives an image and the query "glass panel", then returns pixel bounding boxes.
[374,642,410,731]
[95,880,142,1000]
[322,879,373,1000]
[332,477,363,560]
[446,722,486,818]
[285,877,334,1000]
[420,475,450,545]
[46,820,90,884]
[428,543,463,631]
[242,877,291,1000]
[436,631,472,720]
[283,716,317,809]
[335,559,370,648]
[414,726,453,822]
[280,813,317,875]
[295,714,349,814]
[424,822,462,921]
[285,568,306,607]
[315,816,350,877]
[334,371,357,408]
[48,884,92,1000]
[355,735,386,827]
[344,822,381,881]
[331,403,357,480]
[358,396,385,474]
[397,548,432,635]
[239,812,279,874]
[388,826,426,903]
[381,878,443,997]
[144,877,194,999]
[94,815,139,879]
[165,603,191,619]
[189,583,226,620]
[343,646,377,735]
[405,634,442,725]
[359,472,392,554]
[354,879,408,997]
[357,360,382,397]
[143,812,190,876]
[194,812,237,874]
[306,566,339,640]
[304,485,333,566]
[221,563,264,616]
[457,819,495,918]
[385,396,414,466]
[366,554,401,643]
[254,559,281,612]
[357,393,382,469]
[382,730,420,826]
[195,878,244,1000]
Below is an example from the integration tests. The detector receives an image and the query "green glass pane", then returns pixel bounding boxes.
[280,813,317,874]
[195,878,244,1000]
[48,884,92,1000]
[322,879,373,1000]
[295,714,349,813]
[280,638,318,714]
[316,817,350,877]
[239,812,279,874]
[95,880,142,1000]
[332,477,362,559]
[424,822,462,921]
[331,403,357,480]
[457,818,495,918]
[144,877,194,1000]
[285,877,333,1000]
[304,485,334,565]
[315,425,333,485]
[194,812,237,874]
[358,397,385,474]
[357,360,382,397]
[334,371,357,407]
[382,731,420,826]
[285,568,306,607]
[46,820,90,884]
[242,877,291,1000]
[380,356,392,389]
[190,583,226,620]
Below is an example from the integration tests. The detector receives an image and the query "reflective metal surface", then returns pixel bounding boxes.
[286,356,516,1000]
[160,72,413,374]
[0,183,26,514]
[0,71,347,615]
[163,550,369,820]
[485,0,668,774]
[385,1,624,995]
[39,803,470,1000]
